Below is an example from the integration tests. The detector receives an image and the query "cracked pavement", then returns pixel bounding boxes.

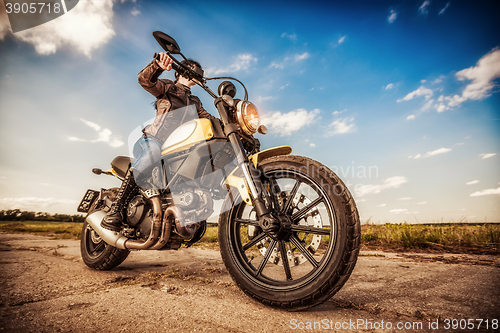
[0,233,498,332]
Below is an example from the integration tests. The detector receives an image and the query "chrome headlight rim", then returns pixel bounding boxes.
[236,101,260,135]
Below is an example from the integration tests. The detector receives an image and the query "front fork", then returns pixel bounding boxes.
[215,98,285,239]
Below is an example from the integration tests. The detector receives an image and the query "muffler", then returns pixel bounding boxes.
[85,210,129,249]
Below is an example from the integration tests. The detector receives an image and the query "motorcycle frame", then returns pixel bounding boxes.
[86,52,292,249]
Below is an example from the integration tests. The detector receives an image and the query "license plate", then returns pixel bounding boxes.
[77,189,100,213]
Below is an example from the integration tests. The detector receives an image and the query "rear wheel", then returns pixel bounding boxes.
[80,189,130,270]
[218,155,360,310]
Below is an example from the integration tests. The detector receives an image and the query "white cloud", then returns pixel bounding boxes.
[433,77,445,84]
[294,52,310,61]
[327,117,356,136]
[466,180,480,185]
[261,109,320,136]
[281,32,297,41]
[417,201,427,205]
[480,153,497,159]
[390,208,409,214]
[257,96,273,103]
[447,48,500,107]
[131,8,140,16]
[423,147,452,158]
[270,52,310,69]
[357,176,408,197]
[385,83,394,90]
[398,86,433,102]
[406,114,416,120]
[94,128,123,148]
[309,143,316,148]
[392,49,500,113]
[271,61,285,69]
[409,147,452,159]
[70,118,124,148]
[68,136,86,142]
[270,62,285,69]
[439,2,450,15]
[393,52,500,111]
[421,98,435,111]
[0,197,78,210]
[279,84,289,90]
[338,36,346,45]
[388,10,397,23]
[435,103,447,112]
[419,1,431,14]
[1,0,116,57]
[398,197,412,201]
[377,204,387,207]
[470,187,500,197]
[206,54,257,75]
[80,118,101,132]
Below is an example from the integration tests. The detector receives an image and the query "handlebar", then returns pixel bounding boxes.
[154,52,181,73]
[154,52,204,83]
[153,52,247,100]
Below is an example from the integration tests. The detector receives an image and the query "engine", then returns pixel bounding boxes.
[125,186,213,241]
[171,187,213,224]
[126,195,153,239]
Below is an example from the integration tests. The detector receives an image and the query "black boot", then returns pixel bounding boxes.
[101,168,137,231]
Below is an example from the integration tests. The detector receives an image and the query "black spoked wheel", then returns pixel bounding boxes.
[219,155,360,310]
[82,221,107,259]
[80,189,130,270]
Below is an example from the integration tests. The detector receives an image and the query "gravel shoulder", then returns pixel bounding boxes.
[0,233,498,332]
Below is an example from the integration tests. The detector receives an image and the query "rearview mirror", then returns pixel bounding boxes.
[152,31,181,54]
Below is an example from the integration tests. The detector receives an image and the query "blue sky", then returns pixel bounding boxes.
[0,0,499,223]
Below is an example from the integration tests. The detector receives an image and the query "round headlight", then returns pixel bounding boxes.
[236,101,260,135]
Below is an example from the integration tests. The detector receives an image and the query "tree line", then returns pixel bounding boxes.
[0,209,85,222]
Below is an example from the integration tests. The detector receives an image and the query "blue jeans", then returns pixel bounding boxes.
[131,136,162,188]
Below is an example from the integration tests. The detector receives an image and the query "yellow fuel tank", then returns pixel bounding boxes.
[161,119,214,156]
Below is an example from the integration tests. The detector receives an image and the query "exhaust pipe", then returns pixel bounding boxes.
[85,196,163,250]
[123,196,162,250]
[149,206,180,250]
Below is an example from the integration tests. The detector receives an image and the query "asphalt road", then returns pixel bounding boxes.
[0,233,498,332]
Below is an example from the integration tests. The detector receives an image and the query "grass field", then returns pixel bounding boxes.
[1,221,499,254]
[361,223,500,254]
[0,221,82,240]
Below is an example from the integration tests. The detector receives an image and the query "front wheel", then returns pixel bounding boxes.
[80,189,130,270]
[218,155,360,310]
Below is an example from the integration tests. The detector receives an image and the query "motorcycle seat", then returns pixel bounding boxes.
[111,156,136,178]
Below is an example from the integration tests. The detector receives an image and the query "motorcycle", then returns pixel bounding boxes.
[77,31,361,310]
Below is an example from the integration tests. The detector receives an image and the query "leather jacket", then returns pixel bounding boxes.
[138,59,214,144]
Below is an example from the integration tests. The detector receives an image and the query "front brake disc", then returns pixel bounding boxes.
[256,191,322,267]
